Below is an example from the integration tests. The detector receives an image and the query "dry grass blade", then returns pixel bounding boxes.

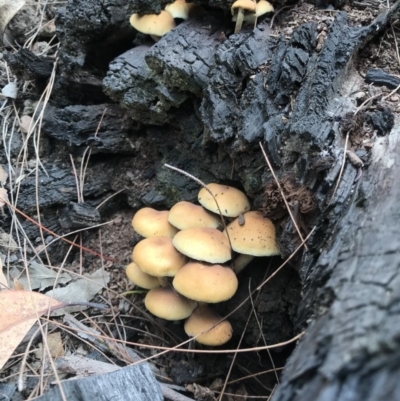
[328,131,349,205]
[0,194,116,262]
[218,281,256,401]
[46,318,305,355]
[80,108,107,200]
[259,142,308,250]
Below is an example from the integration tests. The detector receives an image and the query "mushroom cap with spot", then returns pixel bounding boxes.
[132,208,178,238]
[184,305,233,346]
[198,183,251,217]
[165,0,196,19]
[133,236,187,277]
[126,262,160,290]
[130,11,176,37]
[145,287,197,320]
[173,262,238,303]
[231,0,256,15]
[224,211,280,256]
[168,201,221,230]
[173,228,231,263]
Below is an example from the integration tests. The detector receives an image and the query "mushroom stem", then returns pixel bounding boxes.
[158,277,169,287]
[233,254,254,274]
[150,34,161,42]
[234,7,245,34]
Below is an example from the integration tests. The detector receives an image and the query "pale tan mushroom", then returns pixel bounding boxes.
[224,211,280,273]
[132,207,178,238]
[198,183,250,218]
[132,236,187,277]
[168,201,220,230]
[231,0,256,34]
[145,287,196,320]
[130,11,176,41]
[172,227,231,263]
[126,262,160,289]
[173,262,238,303]
[184,305,233,346]
[165,0,197,19]
[232,0,274,25]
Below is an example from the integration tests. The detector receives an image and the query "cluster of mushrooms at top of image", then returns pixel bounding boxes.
[126,183,280,346]
[130,0,274,41]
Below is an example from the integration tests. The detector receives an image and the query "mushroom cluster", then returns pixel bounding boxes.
[231,0,274,34]
[130,0,201,41]
[126,183,280,346]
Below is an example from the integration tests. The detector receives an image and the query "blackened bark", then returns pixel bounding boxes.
[272,127,400,401]
[34,363,163,401]
[4,0,400,397]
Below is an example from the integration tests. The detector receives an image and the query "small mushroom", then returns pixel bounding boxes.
[231,0,256,34]
[132,207,178,238]
[130,11,176,41]
[168,201,221,230]
[126,262,160,289]
[173,262,238,303]
[132,236,187,277]
[165,0,197,19]
[198,183,250,218]
[184,305,233,346]
[145,287,197,320]
[224,211,280,273]
[232,0,274,26]
[172,227,232,264]
[255,0,274,18]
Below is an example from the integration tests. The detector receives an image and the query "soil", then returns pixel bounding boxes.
[0,0,399,400]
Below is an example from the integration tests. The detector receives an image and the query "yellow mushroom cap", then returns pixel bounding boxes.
[255,0,274,16]
[165,0,196,19]
[130,11,176,37]
[231,0,256,15]
[126,262,160,289]
[145,287,197,320]
[173,228,231,263]
[132,208,178,238]
[184,305,233,346]
[224,211,280,256]
[132,236,187,277]
[168,201,220,230]
[198,183,250,218]
[173,262,238,303]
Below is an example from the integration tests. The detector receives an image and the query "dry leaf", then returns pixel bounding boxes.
[0,166,7,185]
[46,268,110,316]
[11,262,72,292]
[0,289,63,370]
[0,188,8,208]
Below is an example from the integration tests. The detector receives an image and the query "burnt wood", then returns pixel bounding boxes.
[41,104,142,153]
[3,0,400,398]
[34,363,163,401]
